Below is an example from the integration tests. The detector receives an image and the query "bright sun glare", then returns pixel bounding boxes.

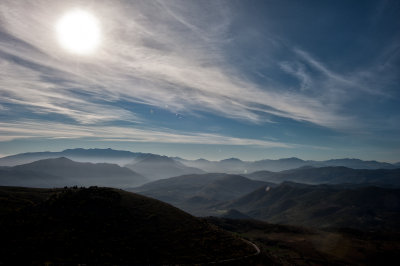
[56,10,100,55]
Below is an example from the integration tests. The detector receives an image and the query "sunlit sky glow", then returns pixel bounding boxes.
[56,10,101,55]
[0,0,399,162]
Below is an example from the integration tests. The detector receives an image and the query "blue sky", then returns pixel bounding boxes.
[0,0,399,162]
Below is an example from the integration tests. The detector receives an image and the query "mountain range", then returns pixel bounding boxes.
[0,148,148,166]
[131,168,400,230]
[179,157,398,173]
[1,148,399,232]
[0,157,147,188]
[1,149,398,173]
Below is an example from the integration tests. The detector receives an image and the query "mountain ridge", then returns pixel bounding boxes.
[246,166,400,186]
[179,156,399,172]
[1,148,398,171]
[125,154,205,181]
[0,148,149,166]
[0,157,148,188]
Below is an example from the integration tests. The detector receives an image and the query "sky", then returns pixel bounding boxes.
[0,0,399,162]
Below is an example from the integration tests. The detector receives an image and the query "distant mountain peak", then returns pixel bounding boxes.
[126,154,204,180]
[138,154,175,163]
[278,157,304,162]
[62,148,84,152]
[30,157,74,164]
[220,158,243,162]
[62,147,113,152]
[54,156,72,161]
[195,158,210,162]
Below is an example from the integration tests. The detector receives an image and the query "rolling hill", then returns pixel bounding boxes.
[221,182,400,230]
[0,186,256,265]
[0,157,148,188]
[131,173,273,215]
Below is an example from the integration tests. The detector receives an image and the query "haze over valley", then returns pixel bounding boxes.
[1,148,400,264]
[1,0,399,264]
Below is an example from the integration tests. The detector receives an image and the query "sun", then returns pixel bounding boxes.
[56,10,101,55]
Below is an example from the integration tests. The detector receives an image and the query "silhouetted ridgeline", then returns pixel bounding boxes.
[0,186,255,265]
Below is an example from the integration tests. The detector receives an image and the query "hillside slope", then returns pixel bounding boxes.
[131,173,272,215]
[224,182,400,230]
[206,217,400,266]
[0,186,255,265]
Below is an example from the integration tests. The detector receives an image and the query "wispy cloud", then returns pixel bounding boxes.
[0,0,398,158]
[279,45,400,133]
[0,0,354,129]
[293,48,395,98]
[0,120,292,148]
[279,61,312,91]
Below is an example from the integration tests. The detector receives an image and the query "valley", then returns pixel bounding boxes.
[0,148,399,265]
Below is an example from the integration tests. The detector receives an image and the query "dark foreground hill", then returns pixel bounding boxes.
[0,186,255,265]
[205,217,400,265]
[0,157,148,188]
